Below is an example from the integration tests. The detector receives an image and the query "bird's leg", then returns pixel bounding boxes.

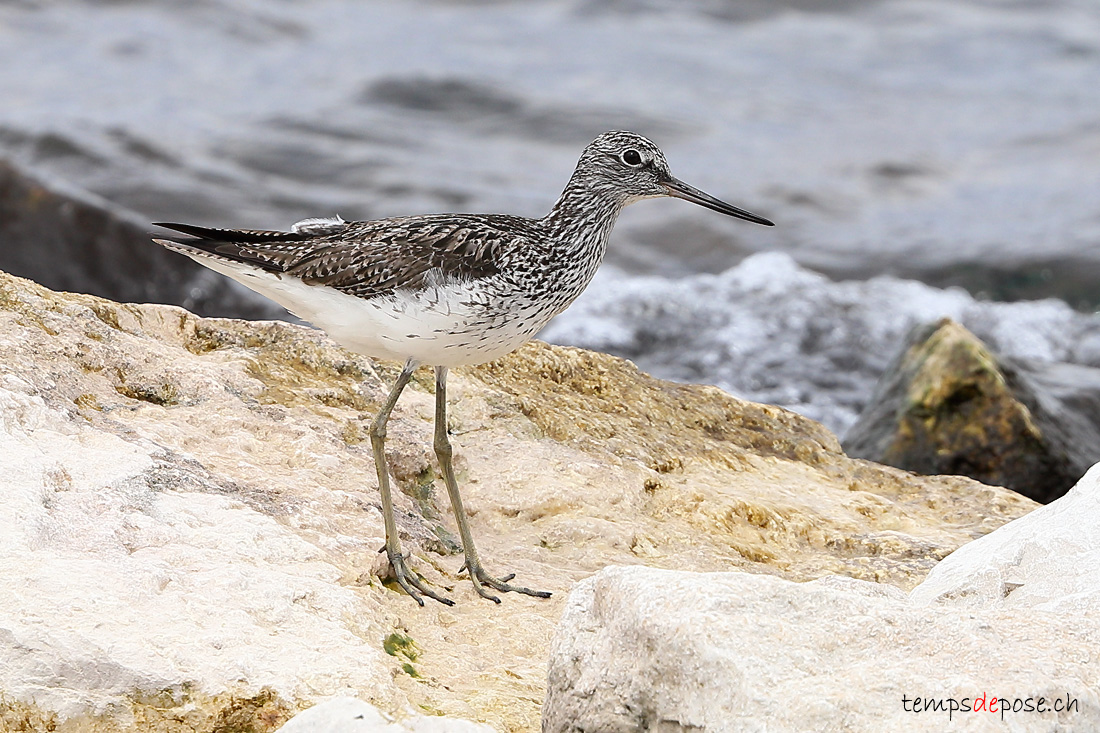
[433,366,552,603]
[370,359,453,607]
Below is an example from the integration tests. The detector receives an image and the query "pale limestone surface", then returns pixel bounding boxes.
[911,462,1100,612]
[0,270,1036,732]
[275,697,494,733]
[543,467,1100,732]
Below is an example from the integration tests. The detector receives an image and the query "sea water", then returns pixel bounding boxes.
[1,0,1097,436]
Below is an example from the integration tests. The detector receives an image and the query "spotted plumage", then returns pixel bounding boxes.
[153,130,773,606]
[159,214,525,298]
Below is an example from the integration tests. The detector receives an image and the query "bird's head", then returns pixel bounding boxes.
[577,130,774,226]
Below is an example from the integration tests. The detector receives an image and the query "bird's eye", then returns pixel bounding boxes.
[621,149,643,166]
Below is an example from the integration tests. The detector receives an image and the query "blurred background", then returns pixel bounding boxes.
[1,0,1098,437]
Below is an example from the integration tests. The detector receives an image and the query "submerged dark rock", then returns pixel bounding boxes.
[0,158,280,320]
[844,318,1100,503]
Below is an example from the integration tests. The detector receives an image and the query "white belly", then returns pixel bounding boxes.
[188,255,541,367]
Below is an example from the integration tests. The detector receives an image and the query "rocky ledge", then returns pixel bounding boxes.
[0,270,1035,731]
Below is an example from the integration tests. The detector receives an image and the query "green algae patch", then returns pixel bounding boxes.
[384,632,425,678]
[383,632,419,662]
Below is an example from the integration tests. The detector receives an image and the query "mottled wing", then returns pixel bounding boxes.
[288,216,521,298]
[155,215,531,300]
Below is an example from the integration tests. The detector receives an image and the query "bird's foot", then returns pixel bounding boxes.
[383,546,454,607]
[459,560,552,603]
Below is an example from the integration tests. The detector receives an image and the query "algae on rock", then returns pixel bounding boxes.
[845,318,1100,502]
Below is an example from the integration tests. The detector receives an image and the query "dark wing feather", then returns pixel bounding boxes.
[155,215,532,299]
[154,222,313,273]
[153,222,307,246]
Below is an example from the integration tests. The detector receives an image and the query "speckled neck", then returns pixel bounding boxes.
[540,169,626,264]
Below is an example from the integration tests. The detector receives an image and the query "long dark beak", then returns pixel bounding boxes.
[663,177,774,226]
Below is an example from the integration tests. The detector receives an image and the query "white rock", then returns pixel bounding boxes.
[910,462,1100,612]
[544,465,1100,732]
[0,382,395,719]
[276,697,495,733]
[277,697,393,732]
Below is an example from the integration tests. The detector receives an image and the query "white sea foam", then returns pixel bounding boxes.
[542,253,1100,436]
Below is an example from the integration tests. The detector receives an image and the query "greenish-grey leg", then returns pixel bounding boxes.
[371,358,453,607]
[433,365,551,603]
